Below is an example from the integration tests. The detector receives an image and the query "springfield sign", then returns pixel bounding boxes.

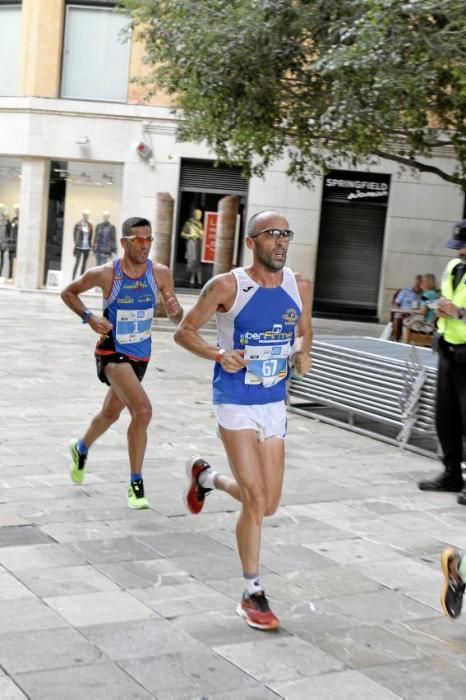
[324,171,390,204]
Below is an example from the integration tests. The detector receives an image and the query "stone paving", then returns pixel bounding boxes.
[1,287,466,699]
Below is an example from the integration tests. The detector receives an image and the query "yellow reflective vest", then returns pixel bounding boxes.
[438,257,466,344]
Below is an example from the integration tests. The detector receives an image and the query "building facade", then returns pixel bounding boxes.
[0,0,464,320]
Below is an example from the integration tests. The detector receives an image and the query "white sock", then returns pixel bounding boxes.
[198,468,218,490]
[244,574,262,596]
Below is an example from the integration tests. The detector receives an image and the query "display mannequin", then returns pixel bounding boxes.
[94,210,117,266]
[0,203,10,278]
[72,210,93,279]
[181,208,203,287]
[8,204,19,279]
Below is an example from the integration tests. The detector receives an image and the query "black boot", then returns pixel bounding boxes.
[418,471,464,492]
[458,488,466,505]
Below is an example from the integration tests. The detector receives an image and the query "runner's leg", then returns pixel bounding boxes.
[82,386,125,448]
[104,362,152,475]
[219,427,266,576]
[257,436,285,515]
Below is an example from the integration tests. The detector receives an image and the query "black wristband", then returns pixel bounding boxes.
[81,309,93,324]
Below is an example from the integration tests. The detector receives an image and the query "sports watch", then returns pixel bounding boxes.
[81,309,93,324]
[457,307,466,320]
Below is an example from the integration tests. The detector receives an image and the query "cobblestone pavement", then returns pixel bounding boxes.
[1,287,466,699]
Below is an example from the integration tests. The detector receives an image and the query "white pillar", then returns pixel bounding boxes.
[16,158,49,289]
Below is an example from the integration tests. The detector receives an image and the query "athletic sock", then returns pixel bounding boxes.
[198,468,218,490]
[77,439,88,456]
[244,573,262,596]
[131,473,142,483]
[458,555,466,583]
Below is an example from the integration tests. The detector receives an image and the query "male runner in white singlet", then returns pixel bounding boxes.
[175,210,312,630]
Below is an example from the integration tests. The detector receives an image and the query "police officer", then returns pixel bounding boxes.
[418,219,466,503]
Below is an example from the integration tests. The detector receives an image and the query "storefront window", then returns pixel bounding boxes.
[0,5,22,97]
[61,5,131,102]
[45,160,123,286]
[0,157,22,282]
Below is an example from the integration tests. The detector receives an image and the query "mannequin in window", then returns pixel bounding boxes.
[8,204,19,280]
[94,210,117,266]
[181,208,203,287]
[0,203,10,278]
[72,209,93,279]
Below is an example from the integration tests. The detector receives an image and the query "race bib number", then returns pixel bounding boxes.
[115,307,153,344]
[244,343,291,387]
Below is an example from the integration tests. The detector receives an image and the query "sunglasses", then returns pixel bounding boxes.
[251,228,294,240]
[124,235,154,244]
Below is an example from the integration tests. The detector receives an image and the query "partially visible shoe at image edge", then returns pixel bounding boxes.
[441,547,465,619]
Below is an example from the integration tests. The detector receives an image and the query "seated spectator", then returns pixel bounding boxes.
[392,274,422,341]
[402,273,439,341]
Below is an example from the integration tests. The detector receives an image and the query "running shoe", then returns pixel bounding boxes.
[128,479,150,509]
[69,439,87,485]
[441,547,465,619]
[236,591,280,631]
[184,456,212,515]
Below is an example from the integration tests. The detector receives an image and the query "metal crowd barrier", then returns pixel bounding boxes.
[287,336,438,456]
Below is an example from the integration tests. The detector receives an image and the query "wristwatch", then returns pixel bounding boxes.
[457,307,466,320]
[81,309,93,324]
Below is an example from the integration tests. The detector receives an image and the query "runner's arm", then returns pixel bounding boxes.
[153,264,184,324]
[60,266,113,335]
[294,275,313,375]
[174,275,246,372]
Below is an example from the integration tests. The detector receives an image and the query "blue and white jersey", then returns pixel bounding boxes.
[213,267,302,405]
[97,259,158,361]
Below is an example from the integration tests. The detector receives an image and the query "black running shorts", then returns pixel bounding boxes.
[95,353,149,386]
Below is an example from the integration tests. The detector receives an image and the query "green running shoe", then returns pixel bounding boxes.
[69,439,87,485]
[128,479,150,509]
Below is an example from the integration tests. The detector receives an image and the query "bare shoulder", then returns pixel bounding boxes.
[152,262,170,274]
[199,272,236,304]
[152,262,172,285]
[294,272,312,293]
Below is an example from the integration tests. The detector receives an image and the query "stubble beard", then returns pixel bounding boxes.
[255,246,286,272]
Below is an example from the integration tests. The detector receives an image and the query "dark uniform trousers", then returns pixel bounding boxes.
[436,339,466,478]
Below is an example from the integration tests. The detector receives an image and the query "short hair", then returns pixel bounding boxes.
[246,210,283,237]
[122,217,151,237]
[422,273,437,288]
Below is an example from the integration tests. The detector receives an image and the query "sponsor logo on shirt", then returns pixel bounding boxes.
[123,280,148,290]
[240,324,294,345]
[282,308,299,325]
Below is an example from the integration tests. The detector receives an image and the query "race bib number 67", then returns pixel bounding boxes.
[244,343,291,388]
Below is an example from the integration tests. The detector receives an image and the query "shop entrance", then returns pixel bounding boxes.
[44,161,67,284]
[175,159,248,288]
[314,170,390,320]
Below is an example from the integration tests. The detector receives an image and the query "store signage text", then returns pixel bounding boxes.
[326,178,389,201]
[201,211,218,263]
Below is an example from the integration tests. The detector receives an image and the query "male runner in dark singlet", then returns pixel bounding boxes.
[61,217,183,508]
